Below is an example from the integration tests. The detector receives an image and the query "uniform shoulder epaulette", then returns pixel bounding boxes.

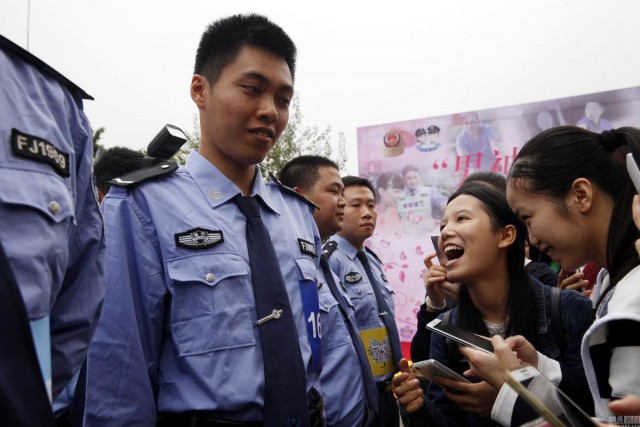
[365,246,383,264]
[107,160,178,188]
[0,34,92,100]
[269,173,318,210]
[322,240,338,259]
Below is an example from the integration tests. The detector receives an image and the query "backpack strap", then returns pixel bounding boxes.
[550,287,567,356]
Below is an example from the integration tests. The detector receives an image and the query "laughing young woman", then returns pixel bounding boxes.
[393,183,593,426]
[460,126,640,422]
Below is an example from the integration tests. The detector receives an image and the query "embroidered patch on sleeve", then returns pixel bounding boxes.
[10,128,70,177]
[298,238,317,258]
[175,228,224,249]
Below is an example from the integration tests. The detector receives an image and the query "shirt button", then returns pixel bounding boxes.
[48,201,61,214]
[205,273,215,282]
[357,289,362,295]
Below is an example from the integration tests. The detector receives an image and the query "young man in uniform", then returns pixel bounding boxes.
[85,14,324,426]
[324,176,403,427]
[279,156,378,426]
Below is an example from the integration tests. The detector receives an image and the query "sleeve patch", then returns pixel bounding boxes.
[10,128,70,177]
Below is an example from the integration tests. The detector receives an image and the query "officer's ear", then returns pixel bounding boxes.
[190,75,208,108]
[293,186,307,197]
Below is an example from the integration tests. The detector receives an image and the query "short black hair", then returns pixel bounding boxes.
[278,155,339,192]
[342,175,376,202]
[94,146,145,195]
[194,13,297,85]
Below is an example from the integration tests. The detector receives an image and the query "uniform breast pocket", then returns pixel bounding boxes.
[318,288,350,351]
[0,169,75,311]
[0,168,75,224]
[346,283,378,328]
[380,281,396,311]
[167,253,256,356]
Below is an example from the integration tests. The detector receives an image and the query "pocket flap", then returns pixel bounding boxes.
[167,252,248,286]
[0,169,73,223]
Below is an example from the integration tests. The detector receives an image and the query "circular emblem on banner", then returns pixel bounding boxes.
[381,130,405,157]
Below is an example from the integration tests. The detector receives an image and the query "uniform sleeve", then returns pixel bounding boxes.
[84,190,166,426]
[49,110,105,397]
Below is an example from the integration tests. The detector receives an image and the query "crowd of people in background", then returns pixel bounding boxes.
[3,11,640,427]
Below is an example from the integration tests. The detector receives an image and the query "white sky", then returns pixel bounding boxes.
[2,0,640,174]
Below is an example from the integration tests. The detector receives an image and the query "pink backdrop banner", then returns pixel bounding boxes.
[357,85,640,347]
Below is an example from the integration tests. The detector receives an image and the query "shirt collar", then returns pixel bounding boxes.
[184,150,279,214]
[332,235,359,260]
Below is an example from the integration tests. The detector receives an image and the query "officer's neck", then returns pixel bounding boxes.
[198,145,257,196]
[338,233,365,251]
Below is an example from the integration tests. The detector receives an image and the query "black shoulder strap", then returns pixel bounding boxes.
[322,240,338,259]
[550,287,567,355]
[364,246,382,264]
[268,173,318,210]
[107,160,178,188]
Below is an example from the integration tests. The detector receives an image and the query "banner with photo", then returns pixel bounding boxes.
[356,85,640,350]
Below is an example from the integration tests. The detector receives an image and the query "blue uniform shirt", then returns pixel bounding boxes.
[0,37,104,398]
[317,266,368,426]
[85,151,322,426]
[325,235,399,382]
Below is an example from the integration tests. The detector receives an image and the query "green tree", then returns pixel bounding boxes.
[172,116,201,165]
[261,96,347,178]
[174,97,348,177]
[92,127,106,158]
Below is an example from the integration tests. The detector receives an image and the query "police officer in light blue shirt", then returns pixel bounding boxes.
[324,176,402,427]
[0,34,104,423]
[84,14,325,426]
[279,156,378,427]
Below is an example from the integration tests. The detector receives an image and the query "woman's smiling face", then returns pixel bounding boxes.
[439,194,506,283]
[506,181,587,272]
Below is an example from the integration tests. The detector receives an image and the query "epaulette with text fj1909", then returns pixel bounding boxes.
[107,161,178,188]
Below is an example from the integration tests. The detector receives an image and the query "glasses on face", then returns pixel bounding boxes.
[464,120,478,125]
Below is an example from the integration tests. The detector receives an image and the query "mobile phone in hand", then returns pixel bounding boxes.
[505,366,598,427]
[431,234,444,260]
[626,152,640,193]
[426,318,493,354]
[412,359,470,383]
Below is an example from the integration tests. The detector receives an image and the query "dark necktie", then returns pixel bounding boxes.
[234,195,309,427]
[355,250,403,371]
[320,255,378,420]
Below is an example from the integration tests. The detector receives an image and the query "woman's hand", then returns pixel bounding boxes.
[557,269,589,292]
[423,253,460,311]
[459,336,526,389]
[436,377,498,417]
